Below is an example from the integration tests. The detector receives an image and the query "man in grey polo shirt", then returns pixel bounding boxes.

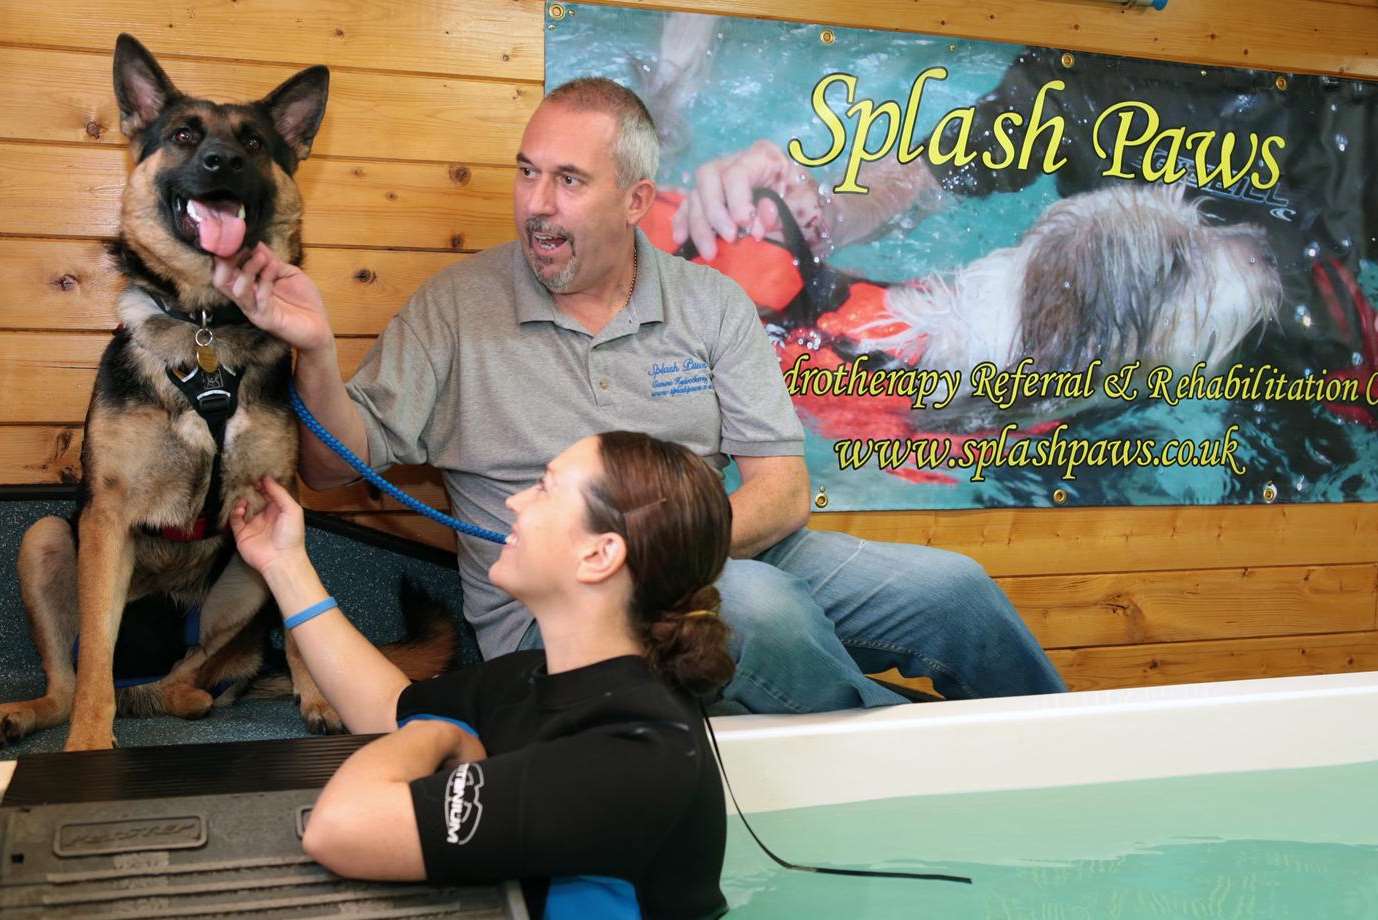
[213,77,1065,712]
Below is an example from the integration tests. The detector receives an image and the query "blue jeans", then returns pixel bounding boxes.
[520,528,1064,713]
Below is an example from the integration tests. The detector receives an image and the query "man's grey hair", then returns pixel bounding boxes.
[545,77,659,188]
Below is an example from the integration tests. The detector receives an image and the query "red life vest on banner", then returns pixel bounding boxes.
[643,189,1057,484]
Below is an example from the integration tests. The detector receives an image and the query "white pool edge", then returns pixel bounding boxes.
[707,671,1378,813]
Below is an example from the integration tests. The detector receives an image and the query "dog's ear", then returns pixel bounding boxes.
[1018,201,1117,370]
[261,66,330,163]
[113,34,180,138]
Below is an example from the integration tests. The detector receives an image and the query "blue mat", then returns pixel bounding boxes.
[0,495,480,758]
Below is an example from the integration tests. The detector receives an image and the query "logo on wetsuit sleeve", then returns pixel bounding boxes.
[443,763,484,845]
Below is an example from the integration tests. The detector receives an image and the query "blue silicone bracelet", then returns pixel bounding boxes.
[397,714,480,739]
[284,596,338,630]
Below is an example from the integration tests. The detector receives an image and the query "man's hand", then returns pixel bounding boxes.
[729,455,812,558]
[671,140,824,260]
[213,243,334,353]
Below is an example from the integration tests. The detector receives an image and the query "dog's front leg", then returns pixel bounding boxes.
[66,502,136,751]
[160,555,343,733]
[156,554,270,718]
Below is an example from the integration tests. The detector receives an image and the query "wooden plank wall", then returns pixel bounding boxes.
[2,0,1376,692]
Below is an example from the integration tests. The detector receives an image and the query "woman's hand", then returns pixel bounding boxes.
[212,243,334,353]
[230,475,308,578]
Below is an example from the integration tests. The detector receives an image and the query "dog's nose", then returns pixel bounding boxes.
[201,147,244,174]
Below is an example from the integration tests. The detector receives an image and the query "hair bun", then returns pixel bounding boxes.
[646,600,734,698]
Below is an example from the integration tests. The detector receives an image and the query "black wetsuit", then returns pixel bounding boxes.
[397,651,728,920]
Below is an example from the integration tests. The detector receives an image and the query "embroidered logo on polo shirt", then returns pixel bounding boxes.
[443,763,485,845]
[648,357,713,399]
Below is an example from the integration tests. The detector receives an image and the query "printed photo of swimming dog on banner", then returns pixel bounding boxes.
[546,6,1378,511]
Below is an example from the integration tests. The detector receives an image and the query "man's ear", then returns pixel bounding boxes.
[575,532,627,586]
[627,178,657,227]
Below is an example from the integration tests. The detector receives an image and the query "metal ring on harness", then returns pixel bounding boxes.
[195,327,214,347]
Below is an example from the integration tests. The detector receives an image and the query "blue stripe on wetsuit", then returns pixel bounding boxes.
[396,714,480,739]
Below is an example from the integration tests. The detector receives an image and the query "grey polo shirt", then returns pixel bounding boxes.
[345,228,804,657]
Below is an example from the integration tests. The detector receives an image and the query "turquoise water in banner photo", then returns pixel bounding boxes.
[720,760,1378,918]
[546,6,1378,511]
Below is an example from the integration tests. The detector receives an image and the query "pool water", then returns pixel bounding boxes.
[721,760,1378,918]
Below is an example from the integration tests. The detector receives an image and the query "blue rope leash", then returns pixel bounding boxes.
[288,382,509,545]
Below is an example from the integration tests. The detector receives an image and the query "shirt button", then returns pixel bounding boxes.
[598,379,609,390]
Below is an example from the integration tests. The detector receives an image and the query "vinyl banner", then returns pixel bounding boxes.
[546,5,1378,510]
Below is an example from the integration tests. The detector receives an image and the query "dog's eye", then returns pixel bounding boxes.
[173,127,197,145]
[244,136,262,153]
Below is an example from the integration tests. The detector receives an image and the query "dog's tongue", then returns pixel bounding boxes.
[189,198,246,258]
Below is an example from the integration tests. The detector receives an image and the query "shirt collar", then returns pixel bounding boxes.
[532,653,657,709]
[513,227,663,331]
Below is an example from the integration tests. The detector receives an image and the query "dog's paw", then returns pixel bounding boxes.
[162,684,214,720]
[300,697,345,735]
[0,705,36,746]
[229,486,270,523]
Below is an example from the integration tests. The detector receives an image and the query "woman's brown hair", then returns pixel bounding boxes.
[581,430,734,697]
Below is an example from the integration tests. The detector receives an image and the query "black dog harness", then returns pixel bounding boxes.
[162,362,243,540]
[142,290,250,542]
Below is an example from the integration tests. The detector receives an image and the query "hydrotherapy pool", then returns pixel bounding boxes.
[709,672,1378,917]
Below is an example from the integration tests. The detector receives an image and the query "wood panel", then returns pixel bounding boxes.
[608,0,1378,79]
[810,504,1378,575]
[0,426,83,485]
[0,335,106,425]
[300,248,463,336]
[0,239,124,331]
[1004,564,1378,649]
[0,0,544,81]
[0,143,516,252]
[1046,630,1378,691]
[0,46,537,166]
[0,238,460,335]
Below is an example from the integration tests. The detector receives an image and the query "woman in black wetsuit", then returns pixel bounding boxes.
[229,430,734,919]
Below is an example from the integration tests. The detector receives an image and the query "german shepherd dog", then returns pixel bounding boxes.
[1,36,452,751]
